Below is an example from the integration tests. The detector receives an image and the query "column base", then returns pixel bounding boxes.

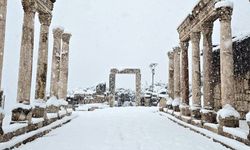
[180,104,190,116]
[46,105,59,113]
[191,107,201,119]
[201,109,217,123]
[173,106,180,112]
[32,107,46,118]
[11,106,32,123]
[218,116,239,128]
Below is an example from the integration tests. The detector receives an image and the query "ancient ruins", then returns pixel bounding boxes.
[166,0,250,144]
[109,68,141,106]
[0,0,73,146]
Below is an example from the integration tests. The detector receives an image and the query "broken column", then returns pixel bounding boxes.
[190,32,202,119]
[58,33,72,100]
[180,41,190,116]
[50,27,64,98]
[0,0,7,130]
[172,47,181,111]
[135,72,141,106]
[167,51,174,109]
[217,6,239,127]
[12,0,37,122]
[201,22,216,123]
[33,13,52,118]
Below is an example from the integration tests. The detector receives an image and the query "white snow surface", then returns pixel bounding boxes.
[246,112,250,122]
[217,104,240,122]
[31,99,46,108]
[46,97,68,107]
[166,98,173,105]
[172,98,180,107]
[215,0,234,9]
[13,103,32,110]
[18,107,230,150]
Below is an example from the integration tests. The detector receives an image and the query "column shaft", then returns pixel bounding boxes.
[50,27,64,98]
[168,52,174,99]
[35,13,51,100]
[17,1,36,104]
[191,32,201,108]
[58,33,71,100]
[109,73,116,95]
[135,73,141,105]
[180,41,189,105]
[173,48,181,99]
[219,7,234,106]
[0,0,7,88]
[202,22,214,109]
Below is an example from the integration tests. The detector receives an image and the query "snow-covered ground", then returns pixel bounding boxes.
[18,107,229,150]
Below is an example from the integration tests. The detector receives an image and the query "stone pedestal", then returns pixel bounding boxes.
[180,105,191,116]
[46,105,59,114]
[191,108,201,119]
[218,116,239,128]
[173,106,180,112]
[32,107,46,118]
[201,110,217,123]
[11,107,32,123]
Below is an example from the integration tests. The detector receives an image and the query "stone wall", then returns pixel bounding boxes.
[212,35,250,118]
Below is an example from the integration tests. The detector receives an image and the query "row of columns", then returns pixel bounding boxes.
[168,6,239,127]
[0,0,72,124]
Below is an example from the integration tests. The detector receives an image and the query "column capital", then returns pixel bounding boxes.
[190,32,201,43]
[201,22,213,35]
[217,7,233,22]
[53,27,64,39]
[168,51,174,59]
[22,0,37,13]
[180,41,189,50]
[62,33,72,43]
[38,12,52,26]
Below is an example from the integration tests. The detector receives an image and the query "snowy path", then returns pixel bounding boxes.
[18,107,228,150]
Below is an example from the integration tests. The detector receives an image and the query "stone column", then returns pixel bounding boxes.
[180,41,190,116]
[58,33,72,100]
[109,73,116,107]
[50,27,64,98]
[201,22,216,123]
[217,7,239,127]
[0,0,7,89]
[16,0,37,104]
[190,32,202,119]
[168,51,174,100]
[173,47,181,111]
[35,13,52,100]
[135,73,141,106]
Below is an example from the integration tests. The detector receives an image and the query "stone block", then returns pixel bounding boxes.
[201,111,217,123]
[173,106,180,112]
[218,116,239,128]
[180,106,191,116]
[191,109,201,119]
[32,107,46,118]
[46,105,59,113]
[11,107,32,123]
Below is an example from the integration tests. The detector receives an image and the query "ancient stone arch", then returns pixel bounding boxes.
[109,68,141,106]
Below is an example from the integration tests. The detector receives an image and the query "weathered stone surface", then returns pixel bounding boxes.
[173,47,181,100]
[218,116,239,128]
[201,111,217,123]
[180,105,191,116]
[17,0,37,104]
[168,51,174,99]
[35,12,52,100]
[58,33,72,100]
[32,107,46,118]
[190,32,201,109]
[50,27,64,98]
[0,112,4,135]
[11,108,32,123]
[191,109,201,119]
[0,0,7,88]
[46,105,59,114]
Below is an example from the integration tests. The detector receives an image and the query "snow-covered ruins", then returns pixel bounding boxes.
[0,0,250,149]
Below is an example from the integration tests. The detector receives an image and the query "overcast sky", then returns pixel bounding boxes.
[3,0,250,111]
